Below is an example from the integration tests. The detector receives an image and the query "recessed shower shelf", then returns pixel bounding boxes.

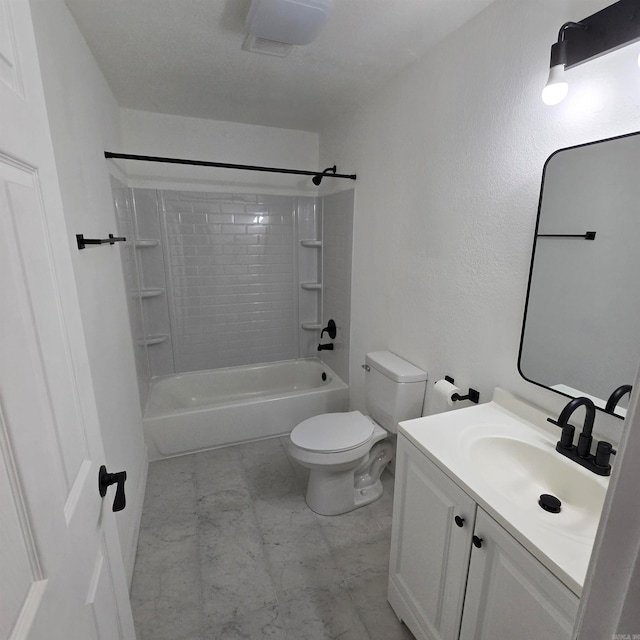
[300,240,322,248]
[132,288,165,299]
[134,239,160,248]
[137,334,169,346]
[301,282,322,290]
[301,322,322,331]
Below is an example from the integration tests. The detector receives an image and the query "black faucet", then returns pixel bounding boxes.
[605,384,632,414]
[547,397,615,476]
[320,319,337,340]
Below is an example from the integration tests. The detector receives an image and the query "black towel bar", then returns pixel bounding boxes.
[76,233,126,250]
[537,231,596,240]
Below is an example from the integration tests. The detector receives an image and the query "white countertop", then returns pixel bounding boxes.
[398,388,609,596]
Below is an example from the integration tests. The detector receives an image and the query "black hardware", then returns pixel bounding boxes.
[444,376,479,404]
[561,0,640,70]
[320,319,337,340]
[321,372,327,382]
[594,441,616,473]
[454,515,465,528]
[312,166,337,185]
[105,152,356,182]
[98,465,127,512]
[318,343,334,351]
[77,233,126,250]
[547,397,614,476]
[539,494,562,513]
[472,535,483,549]
[537,231,596,240]
[605,384,632,414]
[451,389,480,404]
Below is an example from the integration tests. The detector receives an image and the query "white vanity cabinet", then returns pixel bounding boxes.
[388,435,477,640]
[388,435,579,640]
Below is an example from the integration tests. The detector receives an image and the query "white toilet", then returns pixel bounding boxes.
[288,351,427,515]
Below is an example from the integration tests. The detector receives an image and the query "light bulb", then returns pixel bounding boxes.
[542,64,568,105]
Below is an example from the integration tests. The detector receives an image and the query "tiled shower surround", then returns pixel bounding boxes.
[113,181,346,396]
[161,191,300,372]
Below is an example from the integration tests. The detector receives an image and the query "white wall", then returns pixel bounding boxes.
[30,0,147,584]
[319,0,639,439]
[119,109,320,196]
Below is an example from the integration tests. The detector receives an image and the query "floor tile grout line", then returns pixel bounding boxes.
[192,453,206,640]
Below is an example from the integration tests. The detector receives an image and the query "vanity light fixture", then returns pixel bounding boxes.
[542,0,640,105]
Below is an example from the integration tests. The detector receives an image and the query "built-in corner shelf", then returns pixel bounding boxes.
[301,322,322,331]
[300,239,322,248]
[134,239,160,248]
[301,282,322,290]
[137,334,169,346]
[132,288,165,299]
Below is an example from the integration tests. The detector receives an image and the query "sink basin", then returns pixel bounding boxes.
[467,436,607,539]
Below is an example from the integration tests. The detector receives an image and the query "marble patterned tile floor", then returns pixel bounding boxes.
[130,436,414,640]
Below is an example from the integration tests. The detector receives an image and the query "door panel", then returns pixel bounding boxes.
[0,1,134,637]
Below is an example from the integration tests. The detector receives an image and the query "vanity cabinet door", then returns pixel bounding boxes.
[388,436,477,640]
[459,509,579,640]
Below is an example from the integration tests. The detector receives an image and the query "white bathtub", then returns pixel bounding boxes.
[143,358,349,460]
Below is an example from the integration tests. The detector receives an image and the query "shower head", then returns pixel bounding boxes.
[312,165,337,185]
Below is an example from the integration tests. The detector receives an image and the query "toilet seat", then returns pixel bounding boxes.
[290,411,374,453]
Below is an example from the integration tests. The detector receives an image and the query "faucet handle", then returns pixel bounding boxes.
[594,441,616,470]
[547,418,575,450]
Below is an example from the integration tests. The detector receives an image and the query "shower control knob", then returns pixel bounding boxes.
[454,515,465,528]
[98,465,127,512]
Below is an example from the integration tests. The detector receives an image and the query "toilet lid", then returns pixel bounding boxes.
[291,411,374,453]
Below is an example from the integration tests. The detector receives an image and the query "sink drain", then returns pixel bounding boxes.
[539,494,562,513]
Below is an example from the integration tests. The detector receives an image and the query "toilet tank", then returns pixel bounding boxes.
[364,351,428,433]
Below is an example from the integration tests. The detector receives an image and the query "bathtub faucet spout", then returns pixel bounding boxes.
[318,343,334,351]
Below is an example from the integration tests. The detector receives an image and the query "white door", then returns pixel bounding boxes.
[0,1,135,638]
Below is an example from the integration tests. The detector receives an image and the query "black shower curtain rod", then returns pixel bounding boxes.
[104,152,357,182]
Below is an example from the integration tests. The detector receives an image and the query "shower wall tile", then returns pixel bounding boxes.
[111,176,150,411]
[320,189,354,384]
[133,190,175,378]
[297,197,321,358]
[160,190,297,372]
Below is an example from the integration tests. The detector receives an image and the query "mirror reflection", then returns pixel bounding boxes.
[519,131,640,418]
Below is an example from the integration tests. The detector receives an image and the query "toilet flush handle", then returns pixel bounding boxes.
[361,364,371,372]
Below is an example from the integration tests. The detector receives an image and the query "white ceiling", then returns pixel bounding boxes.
[64,0,495,132]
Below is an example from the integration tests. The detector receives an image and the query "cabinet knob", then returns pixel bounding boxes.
[454,515,465,528]
[472,535,483,549]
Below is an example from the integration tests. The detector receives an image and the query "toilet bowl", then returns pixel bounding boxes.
[288,350,428,516]
[288,411,394,515]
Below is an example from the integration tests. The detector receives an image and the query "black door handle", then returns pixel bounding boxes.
[472,535,483,548]
[98,465,127,512]
[454,515,465,528]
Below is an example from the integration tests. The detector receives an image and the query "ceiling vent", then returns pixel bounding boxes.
[242,34,293,57]
[245,0,333,46]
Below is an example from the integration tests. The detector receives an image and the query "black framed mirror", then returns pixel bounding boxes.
[519,131,640,419]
